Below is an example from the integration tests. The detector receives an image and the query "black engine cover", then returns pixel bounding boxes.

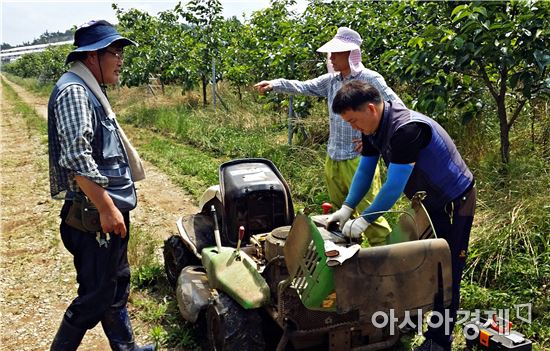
[219,159,294,246]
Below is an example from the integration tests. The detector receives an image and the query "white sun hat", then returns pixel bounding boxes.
[317,27,366,75]
[317,27,362,53]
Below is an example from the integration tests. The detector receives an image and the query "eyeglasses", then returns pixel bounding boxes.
[105,49,124,60]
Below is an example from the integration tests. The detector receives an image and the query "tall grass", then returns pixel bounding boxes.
[1,78,48,134]
[2,73,54,98]
[116,90,330,210]
[461,138,550,347]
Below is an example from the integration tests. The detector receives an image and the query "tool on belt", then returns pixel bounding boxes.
[65,193,111,247]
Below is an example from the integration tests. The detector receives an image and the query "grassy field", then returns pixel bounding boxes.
[5,74,549,350]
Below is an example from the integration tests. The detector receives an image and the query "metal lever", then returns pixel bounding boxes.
[211,205,222,252]
[235,225,245,260]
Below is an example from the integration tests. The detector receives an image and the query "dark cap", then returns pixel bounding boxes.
[66,20,137,64]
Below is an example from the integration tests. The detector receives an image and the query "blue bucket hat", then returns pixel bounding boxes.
[66,20,137,64]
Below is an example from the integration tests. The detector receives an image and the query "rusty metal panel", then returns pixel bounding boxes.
[329,328,351,351]
[333,238,452,319]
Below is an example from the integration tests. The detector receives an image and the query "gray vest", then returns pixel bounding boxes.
[367,102,473,209]
[48,72,136,211]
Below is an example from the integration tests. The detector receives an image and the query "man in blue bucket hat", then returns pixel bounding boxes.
[48,20,152,350]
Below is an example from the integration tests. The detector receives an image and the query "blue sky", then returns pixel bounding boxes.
[1,0,307,46]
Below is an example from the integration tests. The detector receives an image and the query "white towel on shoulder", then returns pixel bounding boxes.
[69,61,145,181]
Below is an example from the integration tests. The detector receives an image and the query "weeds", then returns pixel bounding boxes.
[128,226,200,349]
[461,147,550,349]
[128,227,160,267]
[117,99,328,210]
[2,73,53,98]
[132,263,164,289]
[132,295,169,323]
[1,78,47,134]
[130,284,199,349]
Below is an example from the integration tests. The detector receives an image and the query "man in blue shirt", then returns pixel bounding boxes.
[330,80,476,351]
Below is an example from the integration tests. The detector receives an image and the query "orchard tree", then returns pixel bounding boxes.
[249,0,321,116]
[219,16,253,102]
[249,0,306,80]
[156,9,197,92]
[177,0,223,106]
[115,5,183,92]
[390,0,550,164]
[114,6,162,87]
[38,45,73,82]
[2,44,71,82]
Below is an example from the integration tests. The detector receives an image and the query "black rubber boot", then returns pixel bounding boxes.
[50,318,86,351]
[101,307,156,351]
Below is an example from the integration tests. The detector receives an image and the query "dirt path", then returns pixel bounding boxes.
[0,78,198,350]
[2,77,198,240]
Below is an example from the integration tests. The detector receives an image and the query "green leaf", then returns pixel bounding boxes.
[453,10,471,23]
[453,36,465,49]
[451,4,469,17]
[472,6,487,18]
[407,37,424,49]
[533,50,550,69]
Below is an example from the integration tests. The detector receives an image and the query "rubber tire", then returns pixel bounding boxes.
[205,292,265,351]
[163,235,200,288]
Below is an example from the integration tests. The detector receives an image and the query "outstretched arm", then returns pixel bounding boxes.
[254,74,332,98]
[254,81,273,94]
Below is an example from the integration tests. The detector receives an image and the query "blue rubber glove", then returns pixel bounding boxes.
[343,155,379,209]
[362,163,414,223]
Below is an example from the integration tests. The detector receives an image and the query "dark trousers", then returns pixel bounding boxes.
[59,202,131,330]
[424,186,476,347]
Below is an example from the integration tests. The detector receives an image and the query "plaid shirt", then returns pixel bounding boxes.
[271,68,403,161]
[51,84,108,196]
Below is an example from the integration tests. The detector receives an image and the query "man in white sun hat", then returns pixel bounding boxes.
[255,27,403,245]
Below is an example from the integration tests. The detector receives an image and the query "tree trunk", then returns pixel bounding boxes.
[531,111,535,151]
[201,74,207,107]
[496,97,510,164]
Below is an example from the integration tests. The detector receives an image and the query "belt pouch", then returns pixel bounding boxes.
[65,193,102,233]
